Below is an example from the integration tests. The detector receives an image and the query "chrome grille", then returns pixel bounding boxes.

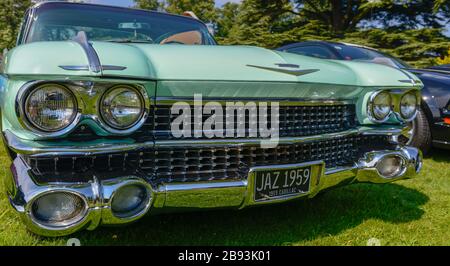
[26,135,392,183]
[130,103,357,140]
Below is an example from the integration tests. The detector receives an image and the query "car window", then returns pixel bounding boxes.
[26,3,216,45]
[331,44,410,68]
[286,45,336,59]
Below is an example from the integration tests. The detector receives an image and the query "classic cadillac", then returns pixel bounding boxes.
[0,2,423,236]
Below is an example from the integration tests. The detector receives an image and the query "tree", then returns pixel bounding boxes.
[336,28,450,68]
[134,0,161,11]
[216,2,240,38]
[436,47,450,65]
[165,0,217,22]
[0,0,32,51]
[227,0,450,35]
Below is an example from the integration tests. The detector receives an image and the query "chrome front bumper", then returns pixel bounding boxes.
[5,145,422,237]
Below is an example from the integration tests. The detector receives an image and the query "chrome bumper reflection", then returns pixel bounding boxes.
[5,146,422,237]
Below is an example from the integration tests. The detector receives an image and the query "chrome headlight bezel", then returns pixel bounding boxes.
[17,82,82,137]
[98,85,149,134]
[16,81,151,138]
[368,90,393,123]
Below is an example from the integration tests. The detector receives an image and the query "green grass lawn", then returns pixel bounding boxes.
[0,142,449,246]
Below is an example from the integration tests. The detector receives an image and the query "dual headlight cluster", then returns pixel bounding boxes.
[23,84,145,133]
[368,90,419,123]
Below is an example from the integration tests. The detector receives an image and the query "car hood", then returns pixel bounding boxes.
[4,41,421,87]
[409,68,450,80]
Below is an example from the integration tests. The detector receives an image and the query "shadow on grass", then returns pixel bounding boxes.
[58,182,428,246]
[427,148,450,163]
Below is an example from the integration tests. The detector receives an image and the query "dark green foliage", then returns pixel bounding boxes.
[0,0,32,51]
[215,2,240,38]
[134,0,161,10]
[165,0,217,22]
[334,28,450,68]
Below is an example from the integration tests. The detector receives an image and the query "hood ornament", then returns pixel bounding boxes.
[59,31,126,72]
[71,31,102,73]
[246,63,320,76]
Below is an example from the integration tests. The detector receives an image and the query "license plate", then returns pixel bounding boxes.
[253,165,312,201]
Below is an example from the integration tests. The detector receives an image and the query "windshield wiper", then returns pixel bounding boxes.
[102,39,154,44]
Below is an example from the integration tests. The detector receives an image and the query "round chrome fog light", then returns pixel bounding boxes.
[111,184,149,218]
[31,191,87,227]
[376,155,405,178]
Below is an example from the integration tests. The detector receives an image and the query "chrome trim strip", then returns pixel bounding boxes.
[154,97,353,106]
[59,65,90,71]
[161,180,247,192]
[102,65,127,71]
[72,31,102,73]
[59,65,127,71]
[5,126,406,157]
[246,64,320,76]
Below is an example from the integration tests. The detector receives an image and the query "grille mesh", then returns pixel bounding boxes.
[137,104,357,140]
[26,135,392,183]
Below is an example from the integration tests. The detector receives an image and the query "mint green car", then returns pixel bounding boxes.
[0,2,423,236]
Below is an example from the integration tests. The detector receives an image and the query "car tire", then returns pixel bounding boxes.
[405,107,432,155]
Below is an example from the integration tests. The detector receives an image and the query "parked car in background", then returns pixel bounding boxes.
[426,64,450,72]
[278,41,450,154]
[0,2,423,236]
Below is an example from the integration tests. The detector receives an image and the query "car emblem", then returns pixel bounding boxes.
[246,64,320,76]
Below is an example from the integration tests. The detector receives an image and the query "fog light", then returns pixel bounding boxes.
[376,155,404,178]
[31,192,87,226]
[111,185,149,218]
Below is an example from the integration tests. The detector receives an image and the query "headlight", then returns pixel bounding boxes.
[24,84,77,132]
[100,86,144,129]
[400,92,418,121]
[369,91,392,122]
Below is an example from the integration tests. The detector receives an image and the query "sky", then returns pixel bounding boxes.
[90,0,242,7]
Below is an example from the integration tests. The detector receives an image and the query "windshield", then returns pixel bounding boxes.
[331,44,410,69]
[25,3,216,45]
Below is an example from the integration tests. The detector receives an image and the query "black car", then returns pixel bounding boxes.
[278,41,450,154]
